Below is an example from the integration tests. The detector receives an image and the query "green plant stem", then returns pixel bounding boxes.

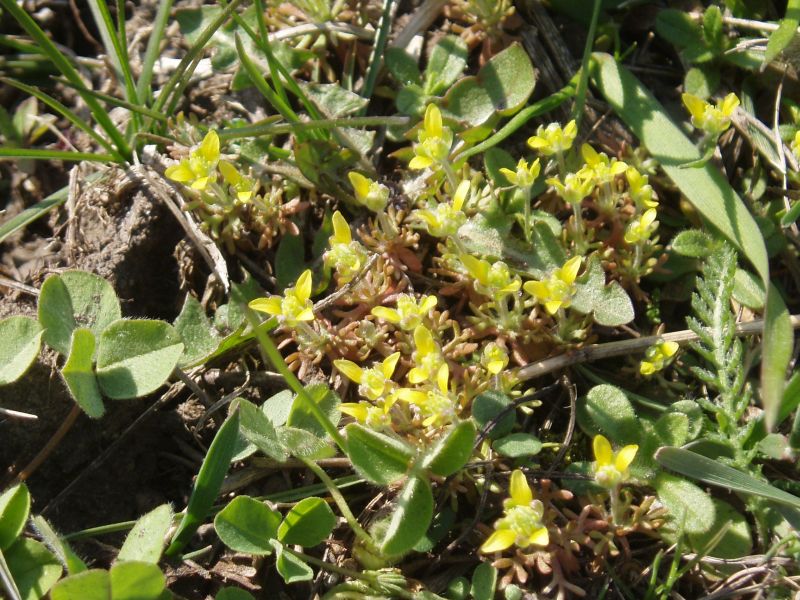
[244,309,347,453]
[218,116,409,141]
[298,456,378,553]
[572,0,602,126]
[0,549,21,600]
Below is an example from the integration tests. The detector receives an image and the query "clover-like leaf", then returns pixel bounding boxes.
[109,561,166,600]
[0,483,30,550]
[277,497,336,548]
[571,260,634,327]
[0,316,43,385]
[421,420,476,477]
[5,538,62,600]
[174,295,220,367]
[579,384,640,445]
[380,474,433,556]
[118,504,173,564]
[215,496,281,555]
[345,423,413,485]
[61,328,104,419]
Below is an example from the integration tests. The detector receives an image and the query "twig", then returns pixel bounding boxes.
[546,377,577,476]
[389,0,447,50]
[517,315,800,382]
[313,254,379,312]
[0,407,38,421]
[0,275,39,297]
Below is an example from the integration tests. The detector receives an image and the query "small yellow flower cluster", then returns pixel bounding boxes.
[624,208,659,245]
[371,294,437,331]
[348,172,390,213]
[410,104,454,171]
[249,269,314,328]
[411,180,469,238]
[481,470,549,553]
[324,211,370,285]
[639,340,679,376]
[461,255,521,298]
[523,256,582,315]
[527,120,577,156]
[592,434,638,489]
[499,158,540,188]
[682,92,739,136]
[546,171,594,206]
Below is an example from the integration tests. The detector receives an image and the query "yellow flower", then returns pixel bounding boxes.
[460,255,521,298]
[249,269,314,327]
[527,120,577,156]
[624,208,659,244]
[625,167,658,210]
[409,104,454,170]
[371,294,437,331]
[481,470,549,553]
[682,92,739,134]
[340,401,392,429]
[324,211,369,284]
[499,158,541,188]
[218,160,257,203]
[407,325,445,385]
[581,144,628,185]
[791,130,800,161]
[523,256,582,315]
[640,340,679,376]
[397,364,458,428]
[348,172,389,212]
[412,180,469,238]
[546,171,594,206]
[592,434,638,489]
[165,130,220,191]
[482,342,509,375]
[334,352,401,402]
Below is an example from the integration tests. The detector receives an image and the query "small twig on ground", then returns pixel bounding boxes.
[518,315,800,382]
[0,407,38,421]
[0,275,39,297]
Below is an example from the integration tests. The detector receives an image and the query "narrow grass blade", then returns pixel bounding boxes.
[218,116,409,141]
[656,446,800,509]
[0,0,130,160]
[572,0,602,124]
[165,410,241,557]
[590,52,791,430]
[0,77,123,161]
[154,0,242,114]
[359,0,395,108]
[53,77,167,122]
[0,148,116,162]
[764,0,800,64]
[136,0,173,102]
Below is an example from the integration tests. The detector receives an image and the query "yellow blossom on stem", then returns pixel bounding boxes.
[625,167,658,210]
[482,342,509,375]
[481,470,549,553]
[348,172,390,212]
[682,92,739,135]
[409,104,454,170]
[526,120,577,156]
[249,269,314,327]
[546,171,594,206]
[460,255,521,298]
[340,401,392,429]
[412,180,469,238]
[407,325,445,385]
[397,364,458,428]
[334,352,401,402]
[640,340,679,376]
[499,158,541,188]
[581,144,628,185]
[218,160,256,202]
[592,434,638,489]
[165,130,220,191]
[523,256,581,315]
[624,208,659,244]
[371,294,437,331]
[324,211,369,284]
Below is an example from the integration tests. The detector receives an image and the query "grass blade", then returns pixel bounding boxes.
[0,77,124,161]
[764,0,800,64]
[0,0,130,160]
[165,409,241,557]
[136,0,173,102]
[53,77,167,122]
[655,446,800,509]
[359,0,395,108]
[590,52,791,430]
[0,148,116,162]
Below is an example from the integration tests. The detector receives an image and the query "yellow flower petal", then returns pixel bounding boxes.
[461,254,487,282]
[543,300,562,315]
[563,119,577,138]
[593,434,613,467]
[615,444,638,472]
[409,156,434,170]
[340,403,368,422]
[487,360,504,375]
[331,211,352,245]
[523,280,549,298]
[528,526,549,547]
[165,162,194,183]
[436,363,449,394]
[720,93,739,116]
[334,360,363,384]
[480,528,516,553]
[682,92,706,122]
[581,143,599,165]
[190,176,211,190]
[498,167,517,184]
[348,171,370,198]
[509,470,532,506]
[219,160,240,185]
[419,296,438,313]
[198,130,220,163]
[295,307,314,322]
[559,256,582,285]
[294,269,313,304]
[662,341,679,358]
[371,306,401,323]
[424,103,442,138]
[396,388,426,404]
[407,368,426,385]
[249,297,282,315]
[453,179,470,211]
[413,325,435,356]
[382,352,401,379]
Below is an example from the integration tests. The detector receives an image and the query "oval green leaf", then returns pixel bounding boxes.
[109,561,165,600]
[277,497,336,548]
[380,475,433,556]
[50,569,109,600]
[118,504,173,564]
[61,328,104,419]
[0,316,42,385]
[214,496,281,555]
[422,420,476,477]
[5,538,63,600]
[345,423,413,485]
[0,483,30,550]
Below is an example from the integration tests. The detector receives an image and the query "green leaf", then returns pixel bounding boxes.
[174,295,219,367]
[0,484,30,550]
[380,475,434,556]
[654,473,715,534]
[275,233,306,291]
[471,390,516,439]
[701,5,724,51]
[301,83,369,118]
[166,410,241,557]
[345,424,413,485]
[492,433,543,458]
[214,496,281,555]
[236,398,288,462]
[666,400,704,441]
[277,427,335,460]
[287,383,341,439]
[118,504,173,564]
[671,229,714,258]
[683,66,718,99]
[61,329,104,419]
[732,268,765,309]
[654,9,704,49]
[5,538,62,600]
[37,271,121,356]
[688,499,752,558]
[653,412,689,447]
[764,0,800,63]
[483,147,516,186]
[470,563,498,600]
[590,53,791,431]
[655,446,800,509]
[445,43,536,126]
[30,516,86,575]
[581,384,639,445]
[216,588,256,600]
[272,541,313,584]
[385,48,421,86]
[109,561,166,600]
[0,316,42,385]
[421,420,476,477]
[571,259,634,326]
[423,35,468,95]
[261,389,293,428]
[95,320,184,400]
[277,497,336,548]
[50,569,109,600]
